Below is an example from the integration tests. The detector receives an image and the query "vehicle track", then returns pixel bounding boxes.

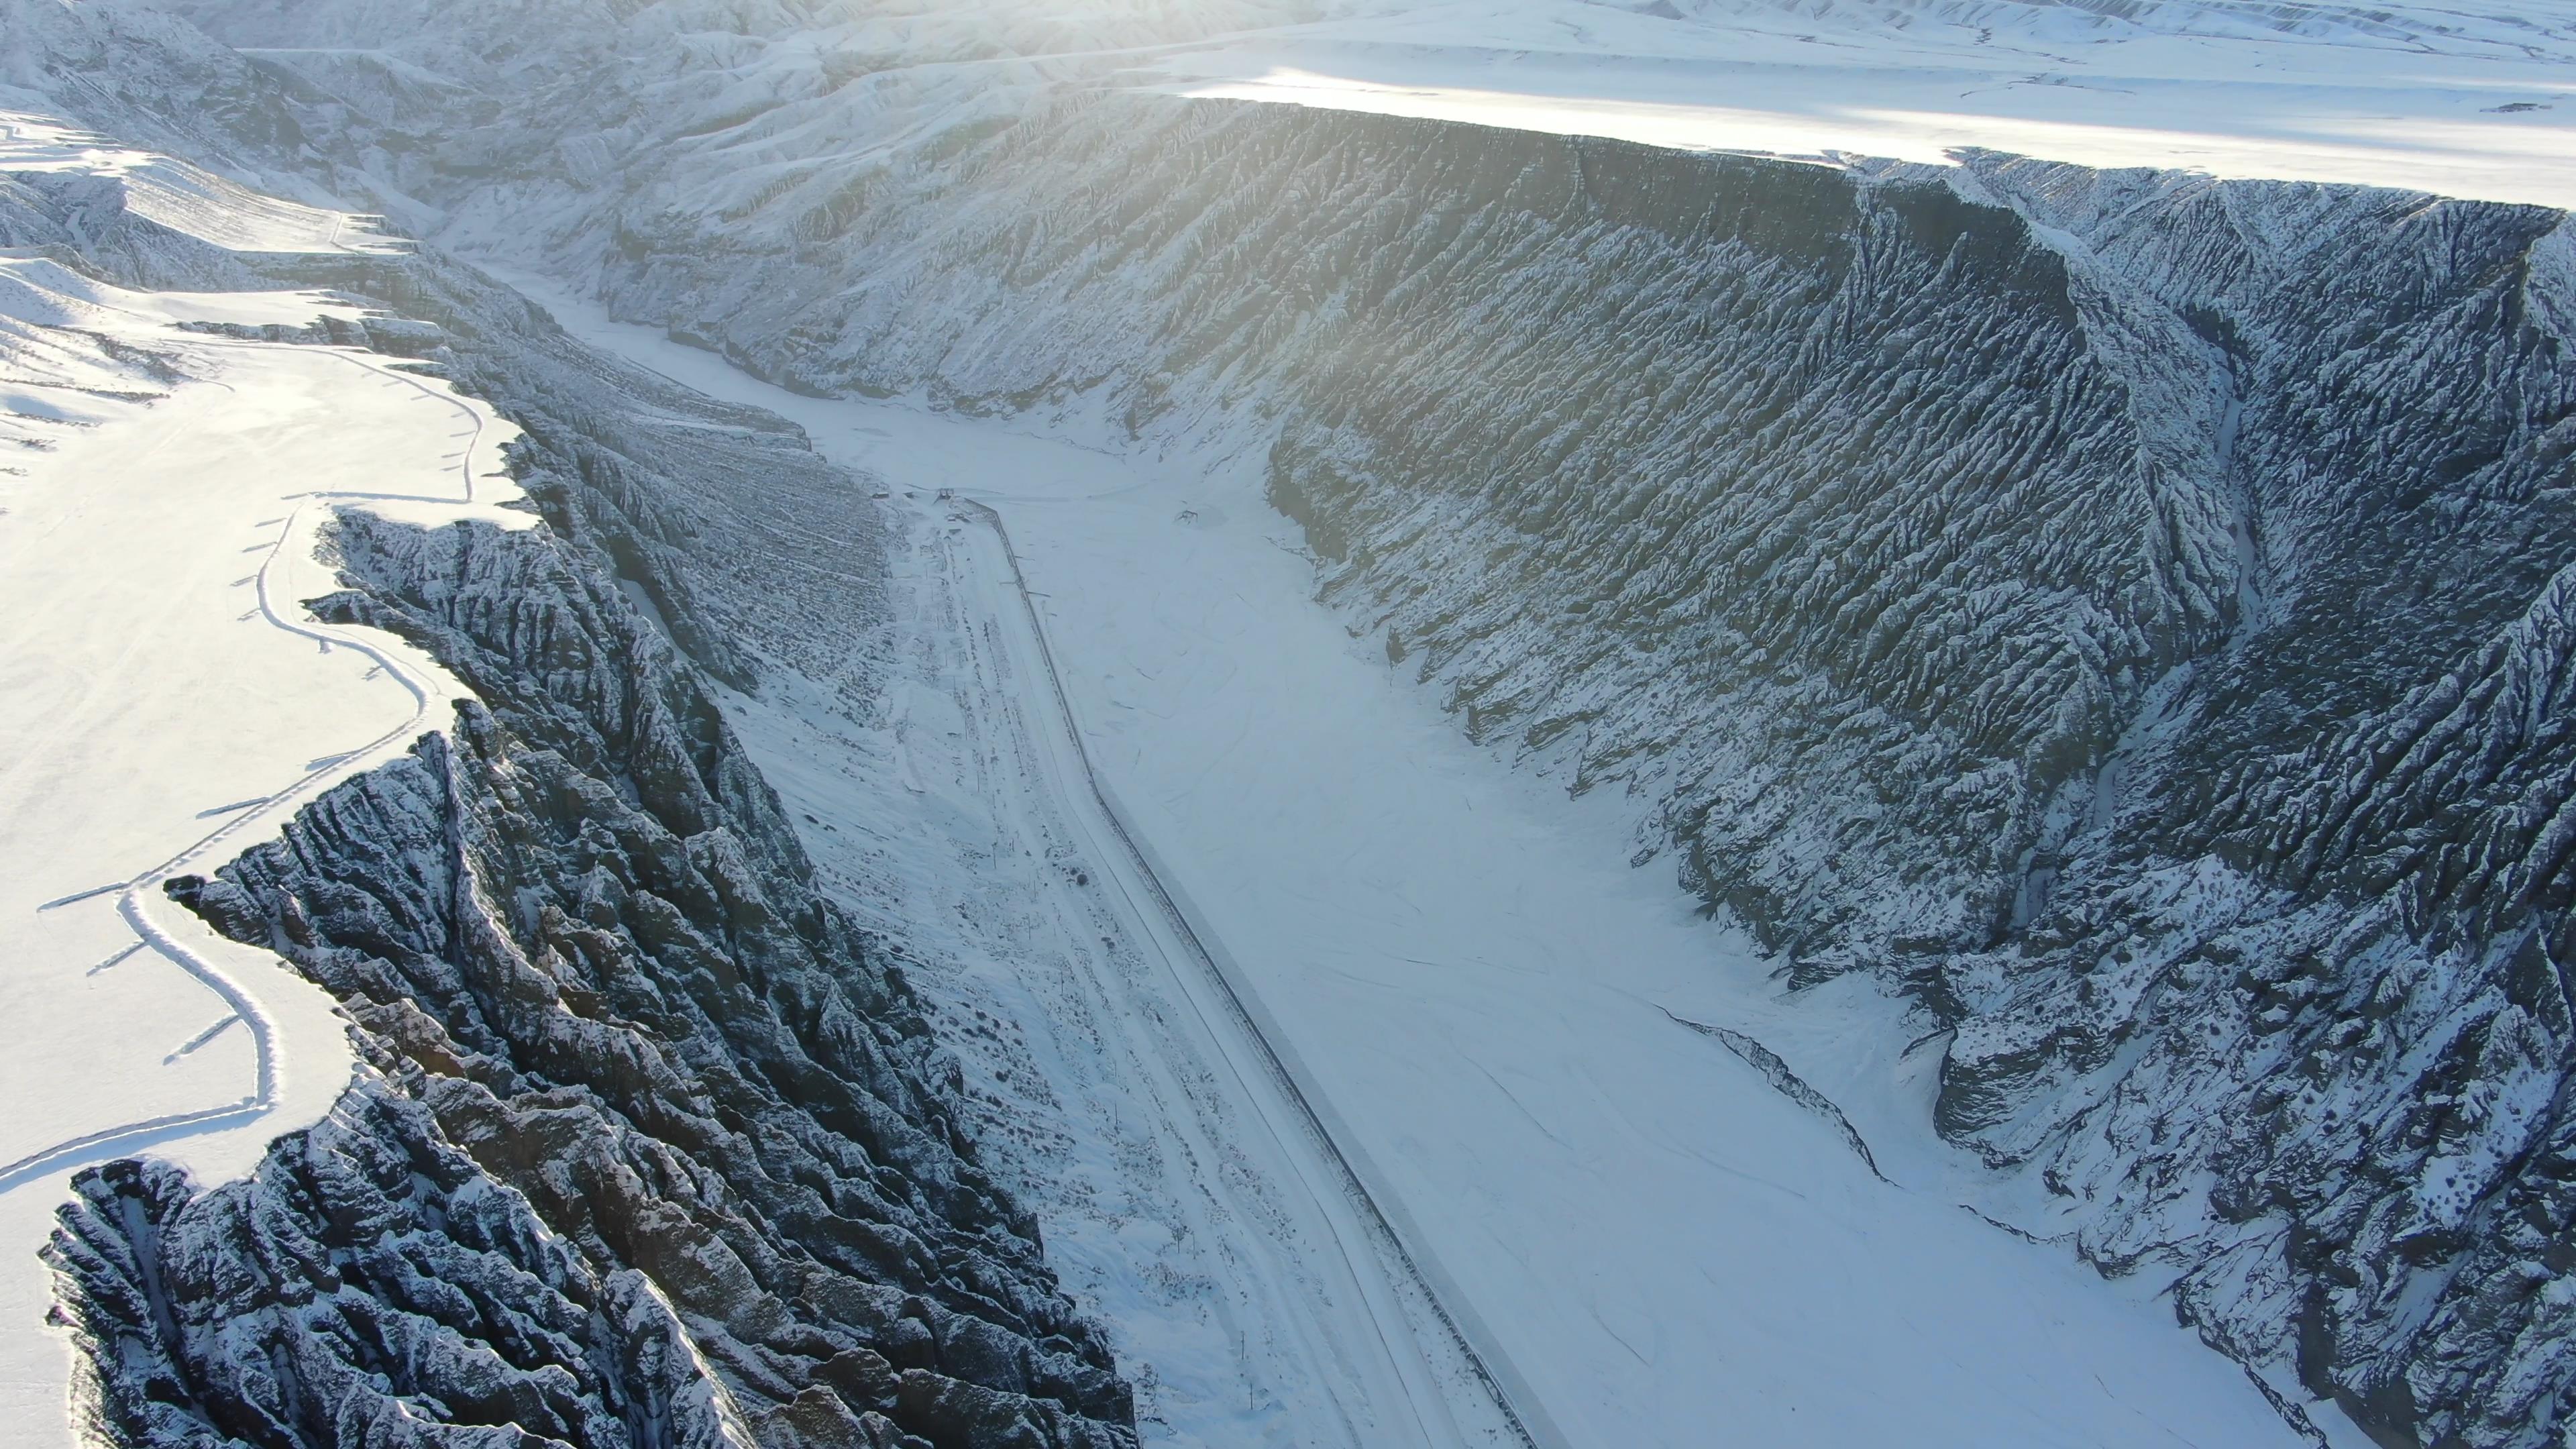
[0,339,494,1191]
[950,496,1568,1449]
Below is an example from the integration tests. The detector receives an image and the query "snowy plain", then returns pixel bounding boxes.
[1144,0,2576,208]
[497,267,2332,1449]
[0,114,528,1446]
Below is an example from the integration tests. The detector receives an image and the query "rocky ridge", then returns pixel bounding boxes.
[8,133,1136,1449]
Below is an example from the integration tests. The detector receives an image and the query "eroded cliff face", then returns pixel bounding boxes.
[407,95,2576,1446]
[67,531,1126,1448]
[15,168,1134,1449]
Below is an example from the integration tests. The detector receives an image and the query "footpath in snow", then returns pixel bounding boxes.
[0,119,526,1444]
[508,272,2328,1448]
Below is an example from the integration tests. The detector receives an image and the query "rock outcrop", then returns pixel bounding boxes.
[12,160,1134,1449]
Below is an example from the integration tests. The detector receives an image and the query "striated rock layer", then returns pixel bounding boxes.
[441,90,2574,1448]
[17,163,1134,1449]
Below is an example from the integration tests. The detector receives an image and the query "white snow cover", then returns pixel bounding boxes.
[0,1,2559,1440]
[0,112,524,1445]
[0,112,402,256]
[506,270,2334,1448]
[1154,0,2576,209]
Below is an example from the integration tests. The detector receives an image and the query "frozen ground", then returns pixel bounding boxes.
[0,112,395,256]
[1144,0,2576,208]
[712,500,1532,1448]
[506,270,2335,1448]
[0,115,525,1446]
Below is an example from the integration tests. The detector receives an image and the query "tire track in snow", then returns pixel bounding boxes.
[0,340,496,1192]
[951,496,1568,1449]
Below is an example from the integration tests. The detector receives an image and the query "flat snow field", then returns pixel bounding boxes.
[0,219,525,1439]
[1143,0,2576,209]
[508,271,2333,1448]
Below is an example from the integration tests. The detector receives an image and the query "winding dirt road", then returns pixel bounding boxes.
[0,318,522,1443]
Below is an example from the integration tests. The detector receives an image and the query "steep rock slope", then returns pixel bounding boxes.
[421,93,2576,1448]
[13,157,1134,1448]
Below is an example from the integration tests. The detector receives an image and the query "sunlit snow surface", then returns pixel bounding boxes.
[0,113,524,1447]
[0,113,403,255]
[1147,0,2576,208]
[505,270,2325,1449]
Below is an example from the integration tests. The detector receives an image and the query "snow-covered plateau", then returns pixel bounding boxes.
[3,3,2575,1449]
[3,99,1136,1449]
[0,113,525,1439]
[1161,0,2576,209]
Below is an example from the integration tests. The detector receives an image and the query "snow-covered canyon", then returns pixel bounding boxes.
[437,89,2576,1447]
[504,273,2312,1449]
[5,2,2575,1448]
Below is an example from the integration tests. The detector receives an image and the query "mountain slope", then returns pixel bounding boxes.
[0,121,1137,1447]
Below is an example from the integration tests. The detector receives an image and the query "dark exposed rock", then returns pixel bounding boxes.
[17,164,1132,1448]
[48,1092,750,1449]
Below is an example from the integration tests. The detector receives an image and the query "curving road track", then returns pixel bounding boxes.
[1,338,502,1191]
[949,496,1567,1449]
[0,317,523,1448]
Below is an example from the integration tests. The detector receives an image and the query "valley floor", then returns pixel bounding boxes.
[708,487,1529,1448]
[507,270,2336,1449]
